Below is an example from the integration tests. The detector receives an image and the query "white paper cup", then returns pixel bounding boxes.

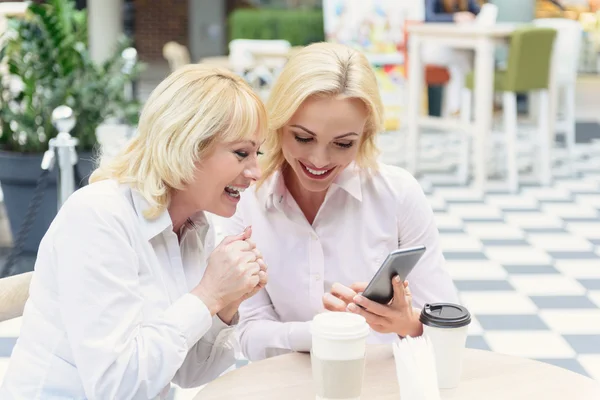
[420,303,471,389]
[310,312,370,400]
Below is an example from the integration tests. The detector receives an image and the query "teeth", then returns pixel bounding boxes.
[305,165,329,176]
[226,185,246,193]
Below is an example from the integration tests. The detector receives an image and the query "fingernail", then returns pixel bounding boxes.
[353,295,363,304]
[395,276,401,283]
[347,303,357,312]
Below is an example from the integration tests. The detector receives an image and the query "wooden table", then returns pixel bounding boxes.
[194,344,600,399]
[405,23,556,191]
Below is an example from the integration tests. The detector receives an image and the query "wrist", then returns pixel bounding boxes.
[217,303,240,325]
[192,285,223,316]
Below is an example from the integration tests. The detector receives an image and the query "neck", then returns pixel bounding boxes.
[168,191,199,235]
[283,166,327,225]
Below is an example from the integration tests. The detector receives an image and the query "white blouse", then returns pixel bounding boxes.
[217,162,459,361]
[0,180,236,400]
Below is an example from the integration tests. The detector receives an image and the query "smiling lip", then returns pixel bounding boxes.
[298,161,335,180]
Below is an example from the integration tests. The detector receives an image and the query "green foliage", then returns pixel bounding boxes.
[0,0,144,153]
[228,8,325,47]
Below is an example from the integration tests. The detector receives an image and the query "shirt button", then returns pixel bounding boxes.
[310,232,318,241]
[314,274,321,281]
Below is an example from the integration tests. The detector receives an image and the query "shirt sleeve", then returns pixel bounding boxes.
[395,172,459,308]
[172,315,238,387]
[237,288,312,361]
[53,195,214,399]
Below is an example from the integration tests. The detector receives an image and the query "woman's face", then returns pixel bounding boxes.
[188,132,262,218]
[281,96,368,194]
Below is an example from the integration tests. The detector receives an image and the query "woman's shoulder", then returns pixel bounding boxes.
[59,180,133,223]
[367,162,423,195]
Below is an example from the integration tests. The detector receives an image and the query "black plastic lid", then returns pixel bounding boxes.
[419,303,471,329]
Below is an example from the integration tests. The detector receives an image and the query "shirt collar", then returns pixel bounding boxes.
[130,187,208,241]
[259,163,363,211]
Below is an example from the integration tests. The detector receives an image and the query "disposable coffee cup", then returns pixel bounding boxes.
[310,312,370,400]
[419,303,471,389]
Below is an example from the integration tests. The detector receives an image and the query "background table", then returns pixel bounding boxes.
[194,344,600,399]
[405,23,555,192]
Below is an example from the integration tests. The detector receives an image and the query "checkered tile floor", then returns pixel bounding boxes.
[1,132,599,398]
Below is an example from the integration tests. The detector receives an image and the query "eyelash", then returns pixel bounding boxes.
[294,135,354,149]
[235,150,263,159]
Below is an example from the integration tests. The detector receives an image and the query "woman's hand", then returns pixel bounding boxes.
[192,227,265,315]
[323,278,423,338]
[217,254,268,325]
[453,11,476,24]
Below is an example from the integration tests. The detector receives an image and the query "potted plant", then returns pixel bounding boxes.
[0,0,143,253]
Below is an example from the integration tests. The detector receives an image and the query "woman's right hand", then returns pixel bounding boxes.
[192,227,261,314]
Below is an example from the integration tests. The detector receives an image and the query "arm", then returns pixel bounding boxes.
[172,315,237,387]
[424,0,455,23]
[396,174,459,308]
[237,288,311,361]
[54,198,213,399]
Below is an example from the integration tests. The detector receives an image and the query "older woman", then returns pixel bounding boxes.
[218,42,459,362]
[0,65,268,399]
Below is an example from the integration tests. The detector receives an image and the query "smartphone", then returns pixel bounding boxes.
[361,245,426,305]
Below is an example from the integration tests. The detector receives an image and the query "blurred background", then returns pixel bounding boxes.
[0,1,599,398]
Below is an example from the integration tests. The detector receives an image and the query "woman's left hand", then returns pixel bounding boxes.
[347,277,423,338]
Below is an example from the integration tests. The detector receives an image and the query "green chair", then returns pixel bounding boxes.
[461,27,557,192]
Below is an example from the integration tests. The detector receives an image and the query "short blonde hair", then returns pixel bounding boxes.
[259,42,384,187]
[90,64,267,219]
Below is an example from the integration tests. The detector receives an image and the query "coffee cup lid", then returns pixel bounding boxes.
[419,303,471,329]
[311,312,370,340]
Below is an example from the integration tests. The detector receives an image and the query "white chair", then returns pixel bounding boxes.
[532,18,583,176]
[228,39,291,93]
[0,271,32,323]
[162,41,191,72]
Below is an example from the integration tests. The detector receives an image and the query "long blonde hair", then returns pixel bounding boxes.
[258,42,384,188]
[90,64,267,219]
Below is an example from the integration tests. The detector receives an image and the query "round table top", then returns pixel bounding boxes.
[194,345,600,400]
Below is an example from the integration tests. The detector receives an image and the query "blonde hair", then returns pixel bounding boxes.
[258,42,384,187]
[90,64,267,219]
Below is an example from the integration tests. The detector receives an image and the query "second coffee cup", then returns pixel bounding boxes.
[420,303,471,389]
[310,312,370,400]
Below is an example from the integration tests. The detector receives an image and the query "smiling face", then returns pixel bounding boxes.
[281,96,368,194]
[185,133,262,218]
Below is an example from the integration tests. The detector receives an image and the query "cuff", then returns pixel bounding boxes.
[202,314,237,345]
[166,293,213,350]
[287,321,312,352]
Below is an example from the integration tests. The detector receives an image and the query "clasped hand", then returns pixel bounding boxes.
[323,277,422,338]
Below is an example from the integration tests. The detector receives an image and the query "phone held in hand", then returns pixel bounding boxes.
[361,245,426,305]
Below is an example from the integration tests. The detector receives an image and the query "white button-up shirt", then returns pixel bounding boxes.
[216,163,459,361]
[0,180,236,400]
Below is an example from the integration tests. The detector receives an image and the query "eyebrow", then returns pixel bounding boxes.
[290,124,359,140]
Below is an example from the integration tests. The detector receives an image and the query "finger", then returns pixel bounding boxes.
[244,261,261,276]
[347,303,389,326]
[252,247,262,260]
[240,251,258,264]
[227,239,256,252]
[220,226,252,245]
[257,258,268,272]
[258,271,268,286]
[350,282,369,293]
[330,282,358,304]
[391,276,410,309]
[323,293,348,312]
[352,294,392,318]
